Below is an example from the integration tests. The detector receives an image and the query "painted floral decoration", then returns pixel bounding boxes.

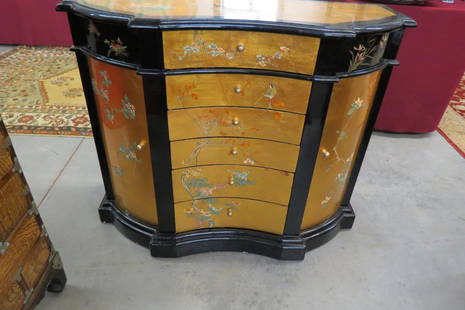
[348,39,378,72]
[104,38,128,58]
[181,168,255,228]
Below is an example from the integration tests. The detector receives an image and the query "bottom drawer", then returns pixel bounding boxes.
[0,281,25,310]
[175,198,287,235]
[21,237,51,288]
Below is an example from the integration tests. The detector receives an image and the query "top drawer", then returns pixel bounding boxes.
[163,30,320,75]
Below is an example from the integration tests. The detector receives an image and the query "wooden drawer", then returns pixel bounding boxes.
[163,30,320,75]
[172,165,293,206]
[166,74,312,114]
[21,237,50,288]
[171,137,299,172]
[175,198,287,235]
[0,135,13,181]
[168,107,305,145]
[0,173,31,241]
[0,281,25,310]
[0,215,42,292]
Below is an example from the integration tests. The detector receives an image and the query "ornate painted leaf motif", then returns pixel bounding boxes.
[121,94,136,120]
[177,39,234,61]
[256,46,291,67]
[112,165,125,176]
[348,39,378,72]
[118,143,142,162]
[181,168,254,227]
[320,97,365,207]
[88,21,101,37]
[104,38,129,58]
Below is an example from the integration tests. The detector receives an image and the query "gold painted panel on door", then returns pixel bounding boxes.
[166,74,312,114]
[172,165,294,206]
[171,138,300,172]
[175,198,287,235]
[168,107,305,145]
[75,0,395,28]
[301,71,382,230]
[163,30,320,75]
[87,57,158,225]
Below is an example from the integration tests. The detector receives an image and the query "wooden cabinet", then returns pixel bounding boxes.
[0,120,66,309]
[59,0,415,260]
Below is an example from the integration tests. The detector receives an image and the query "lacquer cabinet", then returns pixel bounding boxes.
[58,0,415,260]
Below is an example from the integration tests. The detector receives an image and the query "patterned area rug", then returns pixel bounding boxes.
[0,46,91,136]
[438,73,465,159]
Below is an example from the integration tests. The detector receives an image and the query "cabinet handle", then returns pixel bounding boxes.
[228,176,235,185]
[234,85,242,94]
[236,43,245,52]
[230,147,238,155]
[136,140,146,150]
[232,116,240,126]
[227,208,233,216]
[321,148,330,158]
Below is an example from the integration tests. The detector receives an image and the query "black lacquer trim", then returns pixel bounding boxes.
[143,76,176,233]
[171,135,300,146]
[99,198,156,248]
[284,82,334,235]
[168,105,305,116]
[174,196,289,208]
[156,67,317,81]
[74,53,115,200]
[57,1,415,37]
[172,163,294,174]
[97,197,354,260]
[341,30,404,207]
[72,46,139,70]
[72,46,392,81]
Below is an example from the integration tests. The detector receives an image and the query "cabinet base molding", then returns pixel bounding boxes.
[99,197,355,261]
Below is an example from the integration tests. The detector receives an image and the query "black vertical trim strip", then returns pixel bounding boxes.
[283,82,334,235]
[143,75,175,233]
[341,29,405,207]
[70,11,115,201]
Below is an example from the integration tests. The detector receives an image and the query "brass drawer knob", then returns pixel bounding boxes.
[236,43,245,52]
[321,148,330,158]
[136,140,146,150]
[232,116,240,126]
[234,85,242,94]
[230,147,238,155]
[228,176,235,185]
[227,208,233,216]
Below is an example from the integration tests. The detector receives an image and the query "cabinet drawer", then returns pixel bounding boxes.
[0,173,31,241]
[168,107,305,145]
[166,74,311,114]
[163,30,320,75]
[0,281,25,310]
[172,165,293,206]
[0,215,42,290]
[0,135,13,181]
[175,198,287,235]
[21,237,50,288]
[171,137,299,172]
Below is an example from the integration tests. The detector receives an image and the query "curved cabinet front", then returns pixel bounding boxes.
[59,0,415,260]
[88,57,158,225]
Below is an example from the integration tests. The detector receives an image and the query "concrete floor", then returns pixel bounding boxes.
[6,132,463,310]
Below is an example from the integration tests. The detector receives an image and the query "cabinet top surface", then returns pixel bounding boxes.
[59,0,413,32]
